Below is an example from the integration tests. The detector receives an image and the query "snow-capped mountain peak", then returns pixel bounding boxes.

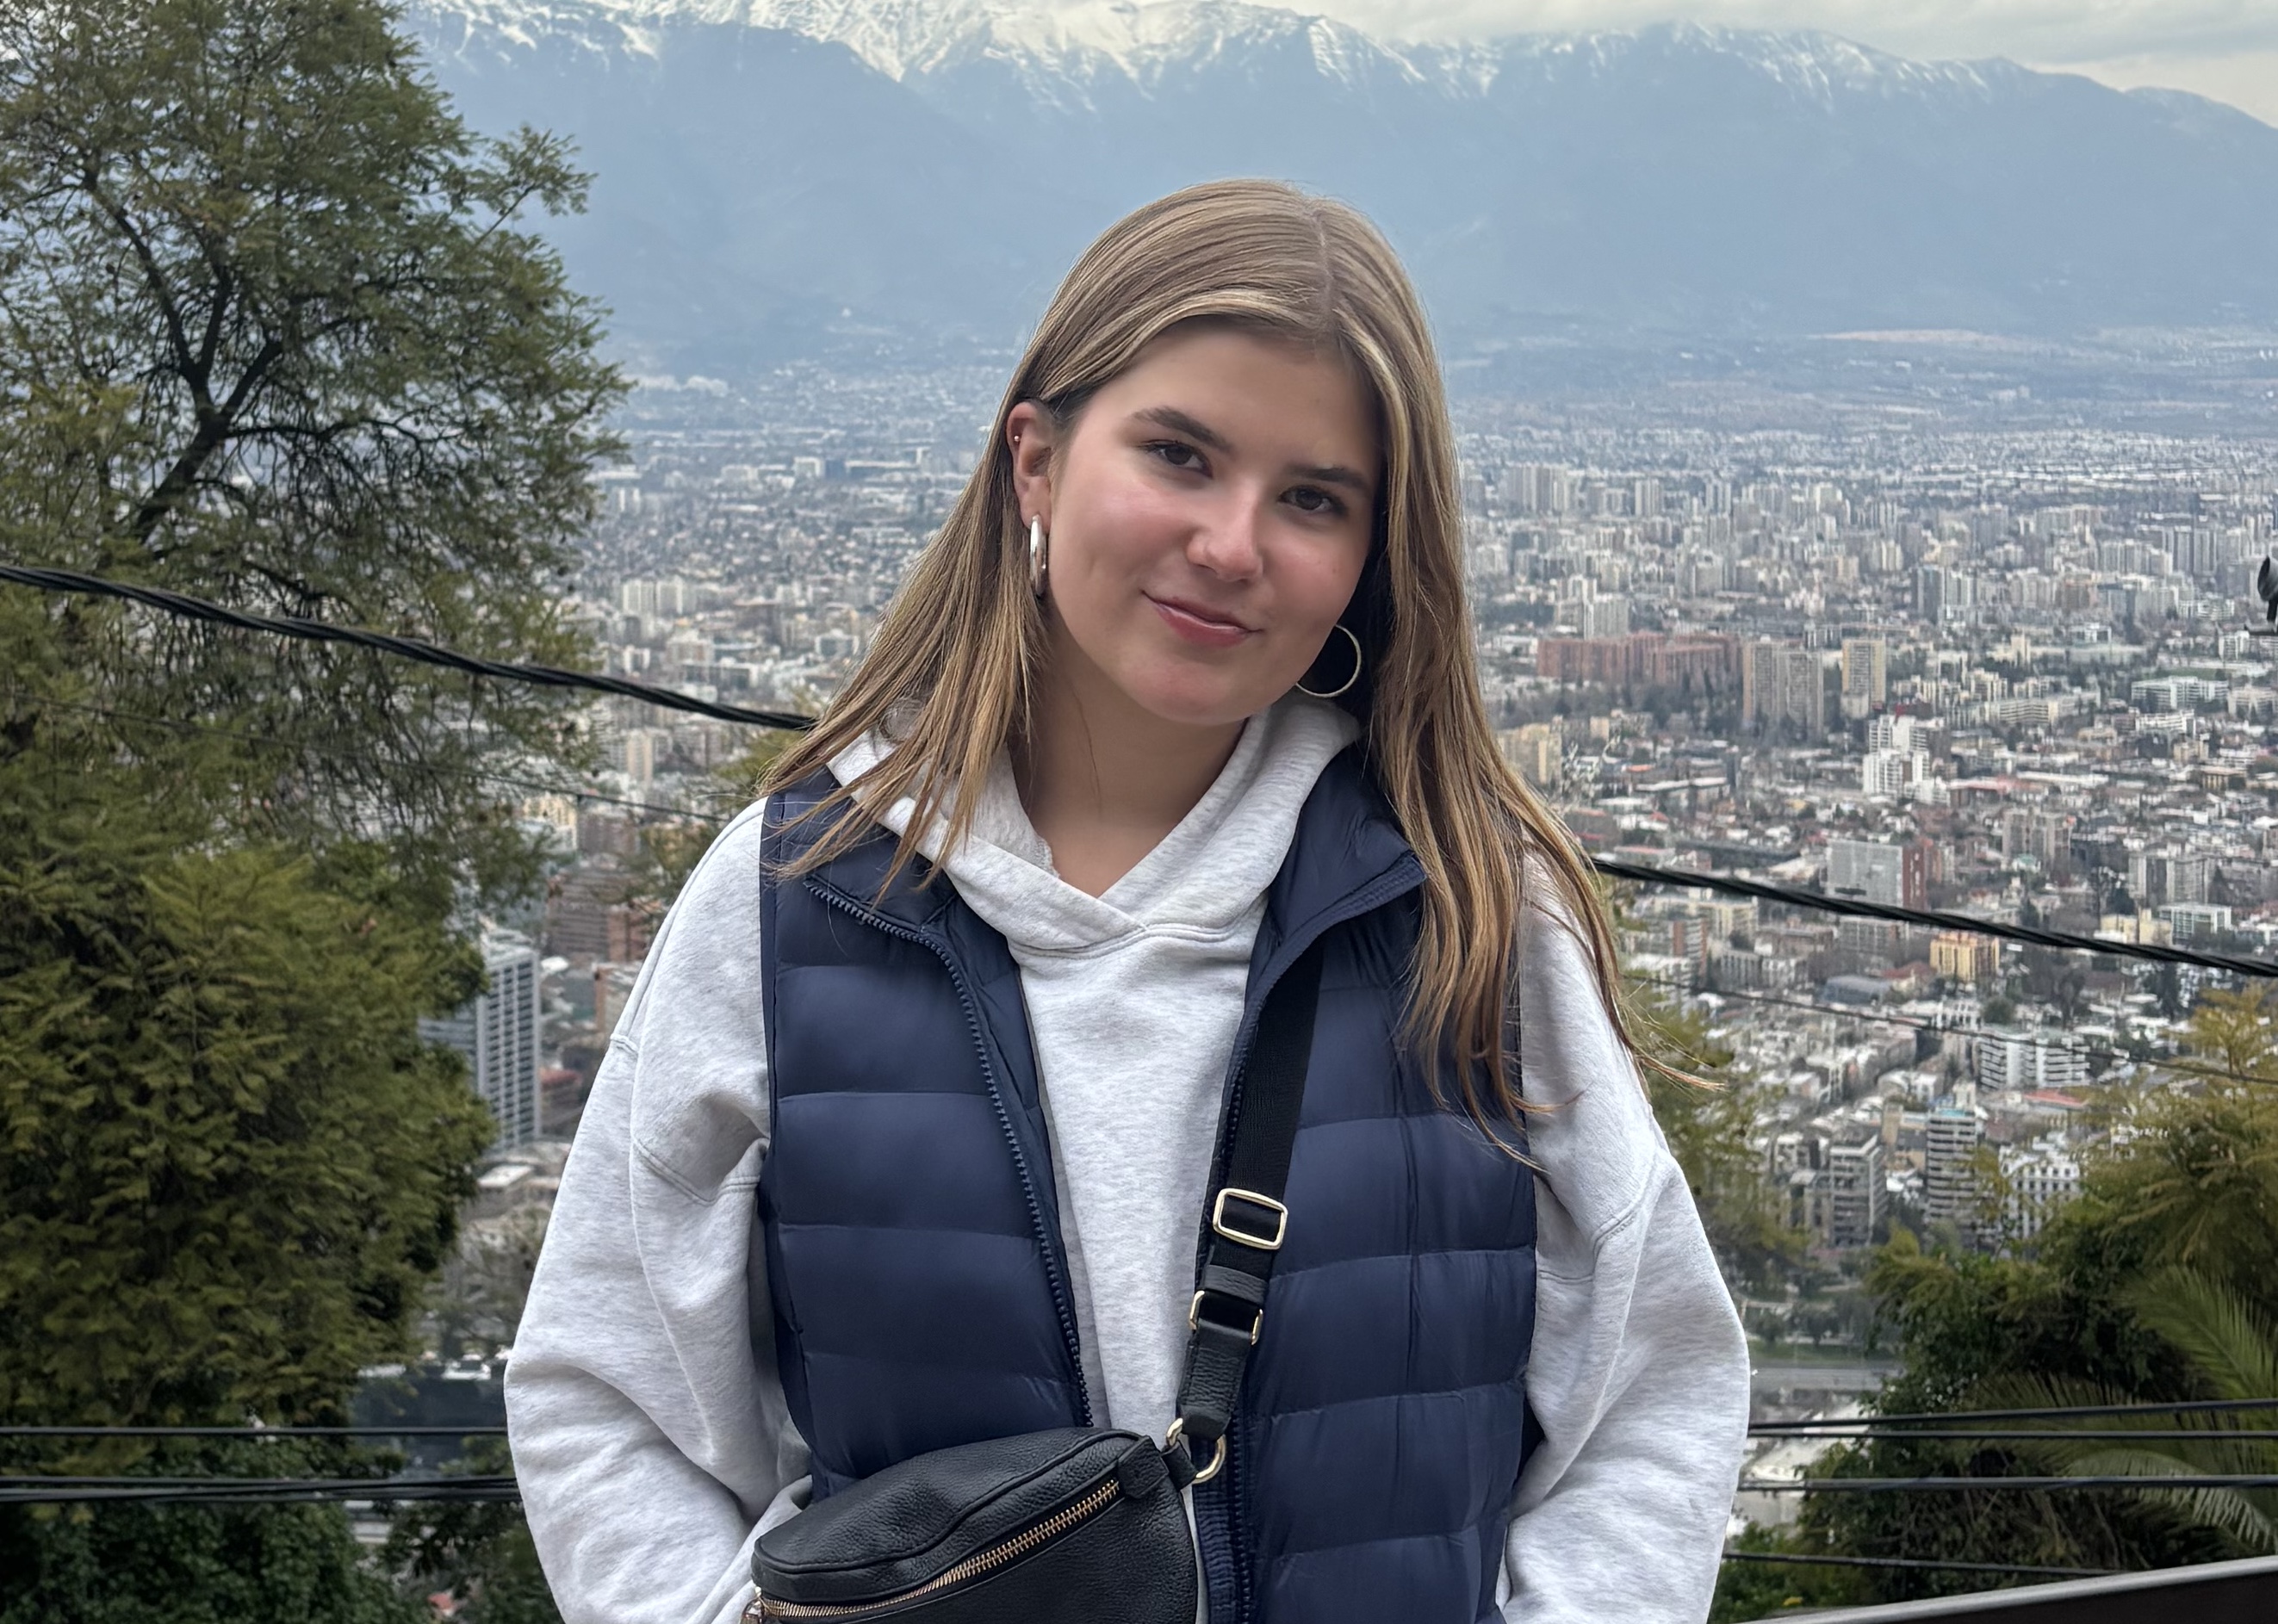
[404,0,2278,361]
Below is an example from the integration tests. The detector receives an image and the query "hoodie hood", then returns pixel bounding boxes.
[829,693,1362,957]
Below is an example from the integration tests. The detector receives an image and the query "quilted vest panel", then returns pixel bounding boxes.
[758,756,1536,1623]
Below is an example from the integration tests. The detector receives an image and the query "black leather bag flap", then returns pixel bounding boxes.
[754,1428,1157,1607]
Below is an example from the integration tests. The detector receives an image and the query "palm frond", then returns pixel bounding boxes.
[2125,1268,2278,1403]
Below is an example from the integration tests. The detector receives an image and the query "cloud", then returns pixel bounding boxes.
[1303,2,2278,66]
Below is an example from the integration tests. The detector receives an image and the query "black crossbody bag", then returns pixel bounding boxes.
[742,941,1326,1623]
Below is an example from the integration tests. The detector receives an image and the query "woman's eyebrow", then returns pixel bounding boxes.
[1134,405,1372,493]
[1133,405,1232,451]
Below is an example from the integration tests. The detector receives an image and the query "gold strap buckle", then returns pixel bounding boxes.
[1189,1289,1263,1345]
[1211,1187,1288,1251]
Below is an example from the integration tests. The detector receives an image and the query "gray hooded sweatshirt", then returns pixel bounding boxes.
[506,695,1749,1624]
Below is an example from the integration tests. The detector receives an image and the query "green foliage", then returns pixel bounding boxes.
[1977,1270,2278,1553]
[1778,1044,2278,1597]
[0,5,616,1617]
[0,758,494,1427]
[0,1439,423,1624]
[1707,1524,1864,1621]
[383,1441,564,1624]
[1634,986,1802,1291]
[0,0,624,896]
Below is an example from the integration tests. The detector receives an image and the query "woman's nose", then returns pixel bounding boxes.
[1186,493,1267,580]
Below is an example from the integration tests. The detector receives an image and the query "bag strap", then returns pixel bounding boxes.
[1166,938,1325,1486]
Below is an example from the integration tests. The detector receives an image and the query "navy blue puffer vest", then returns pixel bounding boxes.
[757,751,1538,1623]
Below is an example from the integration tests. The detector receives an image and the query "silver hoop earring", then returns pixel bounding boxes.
[1295,623,1362,700]
[1028,515,1049,598]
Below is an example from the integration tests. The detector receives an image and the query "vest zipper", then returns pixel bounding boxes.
[804,881,1094,1426]
[1200,860,1425,1624]
[749,1478,1120,1621]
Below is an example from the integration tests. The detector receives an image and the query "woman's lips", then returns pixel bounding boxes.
[1147,594,1255,649]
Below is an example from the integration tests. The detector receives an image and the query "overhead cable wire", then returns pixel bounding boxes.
[9,563,2276,978]
[1752,1398,2278,1429]
[0,1476,519,1505]
[1594,855,2278,981]
[0,1425,508,1438]
[1747,1429,2278,1443]
[1741,1474,2278,1492]
[0,562,816,732]
[1717,1551,2110,1578]
[5,686,735,827]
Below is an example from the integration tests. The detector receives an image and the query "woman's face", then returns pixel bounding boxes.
[1008,325,1380,731]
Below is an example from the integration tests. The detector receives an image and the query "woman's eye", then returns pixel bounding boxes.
[1287,486,1345,518]
[1147,440,1205,471]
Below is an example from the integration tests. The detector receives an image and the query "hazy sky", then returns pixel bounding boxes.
[1293,2,2278,125]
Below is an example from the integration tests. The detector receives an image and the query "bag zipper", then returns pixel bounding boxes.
[749,1478,1121,1621]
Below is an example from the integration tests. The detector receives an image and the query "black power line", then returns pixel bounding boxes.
[1719,1550,2110,1578]
[0,1425,507,1438]
[1743,1474,2278,1492]
[9,563,2277,981]
[1753,1398,2278,1429]
[0,1476,519,1505]
[1749,1429,2278,1442]
[1595,856,2278,982]
[6,687,731,826]
[0,562,816,732]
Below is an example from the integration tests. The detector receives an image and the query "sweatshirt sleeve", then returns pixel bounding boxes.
[1499,905,1750,1624]
[506,803,805,1624]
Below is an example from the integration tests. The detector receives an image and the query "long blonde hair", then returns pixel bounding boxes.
[765,178,1641,1133]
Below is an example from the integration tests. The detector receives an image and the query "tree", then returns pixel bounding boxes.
[2182,984,2278,1082]
[0,1438,425,1624]
[0,760,493,1429]
[1633,986,1801,1292]
[0,0,623,896]
[382,1441,563,1624]
[1989,1268,2278,1554]
[0,6,618,1616]
[1761,1063,2278,1596]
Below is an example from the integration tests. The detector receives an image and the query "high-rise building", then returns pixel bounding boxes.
[2130,850,2211,908]
[1827,1135,1886,1249]
[1499,723,1561,792]
[420,930,543,1150]
[1828,838,1929,910]
[1579,594,1629,639]
[1742,642,1839,737]
[1924,1099,1983,1232]
[1840,637,1888,718]
[1915,566,1976,625]
[1500,463,1575,516]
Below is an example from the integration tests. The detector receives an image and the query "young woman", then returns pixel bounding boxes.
[507,181,1749,1624]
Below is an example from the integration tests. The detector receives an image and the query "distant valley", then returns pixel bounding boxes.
[410,0,2278,369]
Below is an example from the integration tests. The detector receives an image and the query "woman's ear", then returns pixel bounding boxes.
[1005,400,1058,530]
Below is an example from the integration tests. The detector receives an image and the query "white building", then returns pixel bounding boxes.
[2000,1135,2082,1242]
[1973,1029,2091,1094]
[1828,838,1921,908]
[419,930,543,1150]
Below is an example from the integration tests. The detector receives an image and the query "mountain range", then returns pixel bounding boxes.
[408,0,2278,367]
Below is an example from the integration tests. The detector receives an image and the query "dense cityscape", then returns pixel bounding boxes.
[431,363,2278,1405]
